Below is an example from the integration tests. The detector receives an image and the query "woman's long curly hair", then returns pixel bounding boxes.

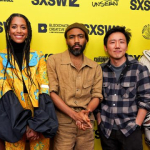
[4,13,34,91]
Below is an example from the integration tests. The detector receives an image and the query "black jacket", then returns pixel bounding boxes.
[0,90,58,143]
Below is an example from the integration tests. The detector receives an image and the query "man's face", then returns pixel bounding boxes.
[104,32,128,61]
[66,28,87,56]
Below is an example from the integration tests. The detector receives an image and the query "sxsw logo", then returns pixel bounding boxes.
[31,0,79,7]
[130,0,150,11]
[38,24,47,33]
[85,24,120,35]
[0,22,6,33]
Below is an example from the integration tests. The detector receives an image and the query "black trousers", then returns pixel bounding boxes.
[99,127,143,150]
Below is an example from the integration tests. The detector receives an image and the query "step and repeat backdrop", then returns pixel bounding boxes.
[0,0,150,149]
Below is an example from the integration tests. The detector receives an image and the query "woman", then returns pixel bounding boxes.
[0,13,58,150]
[139,50,150,147]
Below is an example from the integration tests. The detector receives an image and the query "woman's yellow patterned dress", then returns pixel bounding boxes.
[0,49,50,150]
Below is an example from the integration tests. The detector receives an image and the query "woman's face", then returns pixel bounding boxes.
[9,16,28,43]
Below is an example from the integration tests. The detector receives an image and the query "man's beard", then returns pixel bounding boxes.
[68,42,86,56]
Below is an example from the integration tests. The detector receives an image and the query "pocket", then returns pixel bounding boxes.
[83,79,93,88]
[102,82,110,98]
[121,82,136,98]
[82,79,93,96]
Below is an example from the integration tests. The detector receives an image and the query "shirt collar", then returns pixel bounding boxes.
[101,53,137,68]
[61,50,93,68]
